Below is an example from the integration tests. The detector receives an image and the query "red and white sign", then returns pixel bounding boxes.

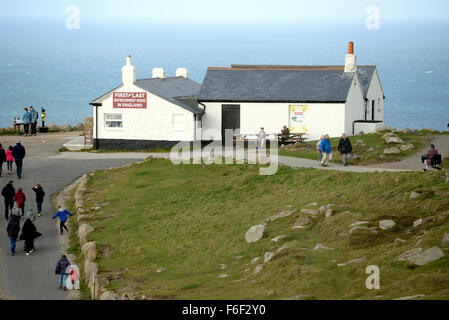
[113,92,147,109]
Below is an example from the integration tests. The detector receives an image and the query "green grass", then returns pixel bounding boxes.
[279,131,433,165]
[74,159,449,300]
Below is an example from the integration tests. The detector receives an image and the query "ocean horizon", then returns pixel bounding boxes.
[1,17,448,131]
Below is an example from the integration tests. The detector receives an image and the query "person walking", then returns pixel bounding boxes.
[29,106,39,136]
[320,134,332,167]
[22,107,31,136]
[7,213,21,256]
[316,135,324,160]
[6,146,14,175]
[2,180,15,221]
[32,184,45,217]
[0,144,5,177]
[257,127,267,150]
[55,255,71,290]
[337,133,353,167]
[20,218,40,255]
[12,141,26,179]
[14,187,26,216]
[51,206,73,235]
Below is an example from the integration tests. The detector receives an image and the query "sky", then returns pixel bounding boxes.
[1,0,449,23]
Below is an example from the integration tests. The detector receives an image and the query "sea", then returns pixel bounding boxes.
[1,17,448,131]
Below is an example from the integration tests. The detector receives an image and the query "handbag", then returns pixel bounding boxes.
[55,265,61,275]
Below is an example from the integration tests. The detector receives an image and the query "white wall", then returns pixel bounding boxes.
[94,83,195,141]
[366,69,385,122]
[345,74,367,135]
[201,101,346,142]
[354,122,383,135]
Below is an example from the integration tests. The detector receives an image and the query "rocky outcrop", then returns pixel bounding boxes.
[382,133,404,144]
[397,246,446,267]
[349,227,378,244]
[384,147,401,154]
[77,224,94,245]
[293,217,313,229]
[314,244,334,251]
[410,191,422,200]
[379,220,395,230]
[263,210,297,223]
[300,209,319,216]
[400,143,415,151]
[245,225,266,243]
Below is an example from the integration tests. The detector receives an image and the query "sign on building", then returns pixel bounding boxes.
[113,92,147,109]
[289,105,308,133]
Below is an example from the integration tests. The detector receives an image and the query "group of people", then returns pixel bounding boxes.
[13,106,39,136]
[316,133,353,167]
[2,181,46,255]
[0,141,26,178]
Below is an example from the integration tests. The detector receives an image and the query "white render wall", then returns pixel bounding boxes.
[344,75,367,135]
[201,102,346,142]
[94,83,195,142]
[366,69,384,122]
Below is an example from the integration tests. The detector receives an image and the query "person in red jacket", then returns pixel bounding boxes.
[14,187,26,216]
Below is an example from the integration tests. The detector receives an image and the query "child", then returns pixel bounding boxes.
[14,187,26,216]
[32,184,45,217]
[5,146,14,175]
[23,208,37,223]
[51,206,73,235]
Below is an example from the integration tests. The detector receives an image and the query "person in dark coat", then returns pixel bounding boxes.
[2,181,15,220]
[7,214,21,255]
[0,143,6,177]
[20,218,38,255]
[32,184,45,217]
[12,141,26,179]
[337,133,353,166]
[56,255,71,290]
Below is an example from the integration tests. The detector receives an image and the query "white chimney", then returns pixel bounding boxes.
[344,42,357,73]
[122,55,136,85]
[152,67,166,79]
[176,67,189,79]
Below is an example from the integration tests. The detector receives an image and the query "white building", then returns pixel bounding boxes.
[197,42,385,141]
[90,42,385,149]
[90,55,204,150]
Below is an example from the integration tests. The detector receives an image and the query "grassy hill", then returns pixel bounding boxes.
[69,159,449,300]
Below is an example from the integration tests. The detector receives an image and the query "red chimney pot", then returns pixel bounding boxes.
[348,42,354,55]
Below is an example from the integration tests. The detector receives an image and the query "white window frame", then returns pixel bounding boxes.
[104,113,124,130]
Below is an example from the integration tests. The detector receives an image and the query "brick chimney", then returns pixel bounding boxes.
[344,42,357,73]
[122,55,136,85]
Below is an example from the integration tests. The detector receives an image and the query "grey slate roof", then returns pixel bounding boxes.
[357,66,376,97]
[198,66,377,103]
[91,77,204,114]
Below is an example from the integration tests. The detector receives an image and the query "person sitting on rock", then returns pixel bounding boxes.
[422,144,440,171]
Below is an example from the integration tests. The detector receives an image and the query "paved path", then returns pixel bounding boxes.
[1,133,447,300]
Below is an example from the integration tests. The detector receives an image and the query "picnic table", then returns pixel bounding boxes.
[276,132,307,143]
[233,133,307,144]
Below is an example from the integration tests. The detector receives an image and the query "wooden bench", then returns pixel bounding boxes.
[276,133,308,144]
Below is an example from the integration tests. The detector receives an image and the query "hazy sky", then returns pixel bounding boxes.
[2,0,449,22]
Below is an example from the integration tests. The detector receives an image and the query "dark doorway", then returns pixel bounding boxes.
[371,100,375,121]
[222,105,240,145]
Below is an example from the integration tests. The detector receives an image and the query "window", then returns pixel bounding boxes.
[172,114,186,132]
[105,113,123,129]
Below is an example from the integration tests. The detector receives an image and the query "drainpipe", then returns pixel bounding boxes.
[90,102,102,150]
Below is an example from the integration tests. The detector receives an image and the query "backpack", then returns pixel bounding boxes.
[55,264,61,275]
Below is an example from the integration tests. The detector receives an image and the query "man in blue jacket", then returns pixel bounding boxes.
[12,141,26,179]
[51,206,73,235]
[29,106,39,136]
[22,107,31,136]
[320,134,332,167]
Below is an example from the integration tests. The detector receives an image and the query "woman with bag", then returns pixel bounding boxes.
[55,255,70,290]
